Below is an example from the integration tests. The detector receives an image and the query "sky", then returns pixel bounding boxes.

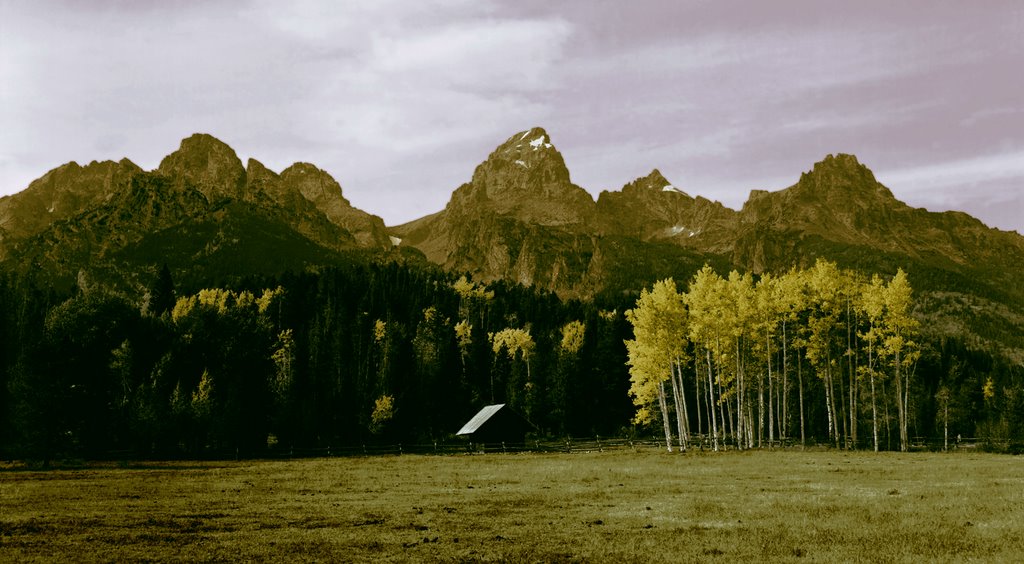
[2,1,1022,233]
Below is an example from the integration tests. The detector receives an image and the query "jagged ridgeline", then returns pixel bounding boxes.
[393,128,1024,361]
[1,128,1022,355]
[0,134,397,291]
[1,128,1023,458]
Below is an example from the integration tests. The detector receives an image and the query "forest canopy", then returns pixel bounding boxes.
[1,258,1021,462]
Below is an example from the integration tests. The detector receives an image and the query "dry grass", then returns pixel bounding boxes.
[1,450,1022,562]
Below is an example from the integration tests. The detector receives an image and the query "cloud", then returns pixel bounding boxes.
[875,150,1024,201]
[0,1,571,190]
[370,19,572,91]
[1,1,1020,234]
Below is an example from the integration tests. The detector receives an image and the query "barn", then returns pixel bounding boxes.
[455,404,534,445]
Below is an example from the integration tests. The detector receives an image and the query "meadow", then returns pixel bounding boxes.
[1,450,1022,562]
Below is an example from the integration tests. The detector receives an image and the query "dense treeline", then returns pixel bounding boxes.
[625,261,1024,453]
[1,259,1021,462]
[0,263,633,461]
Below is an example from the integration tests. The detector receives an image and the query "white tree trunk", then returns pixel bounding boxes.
[658,381,673,453]
[895,350,906,452]
[781,320,789,439]
[707,349,719,452]
[869,345,878,452]
[798,352,806,447]
[695,363,704,437]
[670,362,687,450]
[766,325,773,447]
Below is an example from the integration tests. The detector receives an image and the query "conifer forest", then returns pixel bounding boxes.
[1,258,1021,462]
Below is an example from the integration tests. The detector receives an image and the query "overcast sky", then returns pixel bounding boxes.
[2,1,1022,233]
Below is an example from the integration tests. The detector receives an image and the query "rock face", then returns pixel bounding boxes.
[595,168,737,253]
[731,153,1024,279]
[452,127,595,227]
[393,128,602,293]
[0,133,392,286]
[4,129,1023,332]
[277,162,391,248]
[395,131,1024,315]
[158,133,247,201]
[0,159,141,255]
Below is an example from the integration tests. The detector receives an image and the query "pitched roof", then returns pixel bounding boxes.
[456,404,506,436]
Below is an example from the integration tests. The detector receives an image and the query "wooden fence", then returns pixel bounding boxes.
[87,434,999,462]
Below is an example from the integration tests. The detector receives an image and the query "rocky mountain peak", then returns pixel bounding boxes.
[472,126,571,187]
[813,153,873,180]
[447,126,593,228]
[496,126,553,152]
[245,158,276,180]
[621,169,689,197]
[0,157,141,241]
[277,162,391,249]
[279,162,351,207]
[158,133,246,200]
[792,153,894,202]
[245,158,279,196]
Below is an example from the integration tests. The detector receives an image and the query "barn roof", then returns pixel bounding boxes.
[456,404,506,436]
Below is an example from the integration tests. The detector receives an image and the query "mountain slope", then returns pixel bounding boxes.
[732,154,1024,300]
[595,168,737,253]
[0,134,393,289]
[3,128,1021,356]
[392,130,1024,358]
[394,128,743,296]
[0,159,142,259]
[394,127,602,292]
[395,131,1024,302]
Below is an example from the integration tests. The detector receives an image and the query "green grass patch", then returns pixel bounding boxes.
[1,451,1022,562]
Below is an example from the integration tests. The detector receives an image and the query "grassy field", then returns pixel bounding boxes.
[1,450,1022,562]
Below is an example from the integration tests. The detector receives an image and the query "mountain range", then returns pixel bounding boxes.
[2,128,1022,359]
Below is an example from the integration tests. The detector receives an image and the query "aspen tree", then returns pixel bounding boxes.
[489,327,536,418]
[625,279,688,451]
[726,271,755,448]
[936,386,951,451]
[858,274,887,451]
[451,276,494,327]
[805,260,844,447]
[776,267,807,441]
[754,273,782,447]
[686,266,728,451]
[882,268,920,452]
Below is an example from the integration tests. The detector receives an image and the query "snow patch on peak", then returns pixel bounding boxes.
[515,160,529,168]
[389,236,402,246]
[529,136,552,150]
[662,185,688,196]
[667,225,700,238]
[519,131,531,141]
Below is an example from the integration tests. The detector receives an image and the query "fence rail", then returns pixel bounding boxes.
[76,435,1006,463]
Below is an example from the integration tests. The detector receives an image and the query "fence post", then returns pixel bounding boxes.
[501,442,506,454]
[597,435,603,452]
[399,443,403,456]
